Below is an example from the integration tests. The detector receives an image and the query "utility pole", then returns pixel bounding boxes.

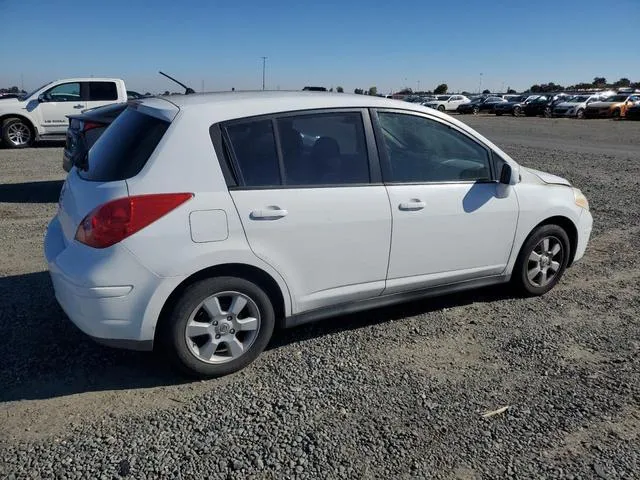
[478,73,483,93]
[20,73,24,91]
[261,56,267,90]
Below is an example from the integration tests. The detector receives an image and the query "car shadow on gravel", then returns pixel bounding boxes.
[0,272,187,403]
[0,180,63,203]
[0,271,513,403]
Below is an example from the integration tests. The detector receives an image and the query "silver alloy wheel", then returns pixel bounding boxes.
[184,291,261,364]
[527,236,564,287]
[7,121,31,146]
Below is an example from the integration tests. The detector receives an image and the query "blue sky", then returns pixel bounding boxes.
[1,0,639,94]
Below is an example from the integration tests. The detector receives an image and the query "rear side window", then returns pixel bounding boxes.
[226,120,281,187]
[79,108,169,181]
[88,82,118,101]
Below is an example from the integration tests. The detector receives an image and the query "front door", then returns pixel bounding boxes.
[374,110,518,294]
[36,82,85,134]
[225,110,392,313]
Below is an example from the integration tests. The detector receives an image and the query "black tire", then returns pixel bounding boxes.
[495,112,503,116]
[160,276,275,378]
[576,109,585,119]
[513,106,522,117]
[544,107,552,118]
[512,224,571,296]
[612,109,620,119]
[437,105,445,112]
[2,117,34,148]
[472,106,479,115]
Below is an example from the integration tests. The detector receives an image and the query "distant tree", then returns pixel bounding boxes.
[530,84,541,93]
[434,83,448,94]
[613,78,631,87]
[329,87,334,92]
[8,86,19,93]
[482,89,491,94]
[354,88,363,95]
[507,88,517,94]
[144,92,151,96]
[163,90,170,95]
[593,77,607,86]
[368,86,377,96]
[336,86,344,93]
[631,81,640,89]
[397,88,413,95]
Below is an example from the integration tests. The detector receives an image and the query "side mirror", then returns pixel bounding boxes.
[499,163,512,185]
[37,93,47,103]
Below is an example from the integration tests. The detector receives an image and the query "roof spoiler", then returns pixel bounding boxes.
[159,71,195,95]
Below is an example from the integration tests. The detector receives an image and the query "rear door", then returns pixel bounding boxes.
[83,81,120,110]
[224,109,392,313]
[57,106,172,243]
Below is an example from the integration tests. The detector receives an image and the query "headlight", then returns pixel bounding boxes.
[573,188,589,211]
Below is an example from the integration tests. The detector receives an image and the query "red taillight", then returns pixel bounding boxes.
[75,193,193,248]
[82,121,103,132]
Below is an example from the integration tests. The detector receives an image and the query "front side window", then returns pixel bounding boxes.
[88,82,118,101]
[377,112,492,183]
[44,82,80,102]
[277,112,369,186]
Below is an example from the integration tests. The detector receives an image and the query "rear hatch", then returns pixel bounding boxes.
[57,99,179,244]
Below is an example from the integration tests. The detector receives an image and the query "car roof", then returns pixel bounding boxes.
[151,91,450,122]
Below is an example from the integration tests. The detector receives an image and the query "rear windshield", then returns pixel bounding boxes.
[79,108,169,181]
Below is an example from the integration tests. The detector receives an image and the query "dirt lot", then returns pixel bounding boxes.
[1,117,639,479]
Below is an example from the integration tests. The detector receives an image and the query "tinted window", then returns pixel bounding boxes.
[79,108,169,181]
[277,112,369,185]
[377,112,491,183]
[226,120,281,187]
[88,82,118,101]
[45,82,80,102]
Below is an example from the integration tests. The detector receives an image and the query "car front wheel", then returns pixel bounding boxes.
[576,109,585,119]
[437,105,445,112]
[161,276,275,378]
[513,224,570,296]
[2,118,34,148]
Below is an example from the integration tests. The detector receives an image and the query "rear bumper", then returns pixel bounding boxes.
[44,215,183,350]
[573,209,593,264]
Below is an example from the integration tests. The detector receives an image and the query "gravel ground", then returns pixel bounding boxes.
[0,117,639,479]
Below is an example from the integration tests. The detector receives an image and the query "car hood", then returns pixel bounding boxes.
[521,167,571,186]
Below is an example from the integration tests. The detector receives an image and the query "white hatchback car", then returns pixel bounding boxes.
[45,92,593,377]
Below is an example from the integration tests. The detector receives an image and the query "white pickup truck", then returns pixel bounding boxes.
[0,78,127,148]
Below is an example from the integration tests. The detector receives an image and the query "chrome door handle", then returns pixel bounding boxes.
[250,207,288,219]
[73,104,84,109]
[399,200,426,211]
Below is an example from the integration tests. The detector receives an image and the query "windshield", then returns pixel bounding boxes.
[470,97,484,103]
[437,96,451,100]
[19,82,53,101]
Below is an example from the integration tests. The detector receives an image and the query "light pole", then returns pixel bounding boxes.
[261,56,267,90]
[478,73,483,93]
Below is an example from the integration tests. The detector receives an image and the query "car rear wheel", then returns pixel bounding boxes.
[513,106,522,117]
[161,276,275,378]
[472,106,479,115]
[513,224,570,296]
[2,118,34,148]
[437,105,445,112]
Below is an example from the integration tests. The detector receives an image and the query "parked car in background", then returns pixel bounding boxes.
[0,78,127,148]
[63,102,127,172]
[552,94,604,118]
[127,90,147,100]
[457,96,507,114]
[625,103,640,120]
[45,92,592,378]
[523,94,569,117]
[583,94,640,118]
[423,94,470,112]
[493,95,533,116]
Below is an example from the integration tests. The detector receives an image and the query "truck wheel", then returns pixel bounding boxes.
[2,118,34,148]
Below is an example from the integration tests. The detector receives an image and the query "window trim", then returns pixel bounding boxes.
[43,81,82,102]
[370,108,498,185]
[217,108,381,190]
